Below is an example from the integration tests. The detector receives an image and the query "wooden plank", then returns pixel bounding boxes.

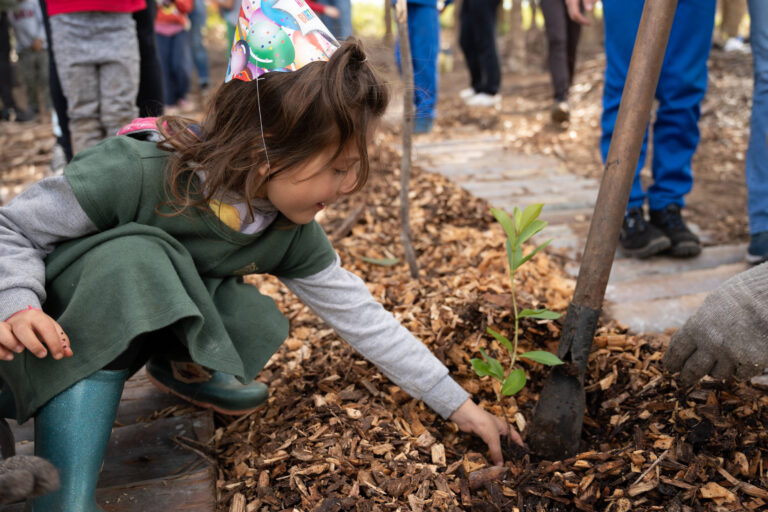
[10,368,193,444]
[14,411,213,488]
[0,468,216,512]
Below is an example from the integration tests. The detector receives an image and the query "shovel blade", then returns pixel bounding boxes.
[526,365,585,460]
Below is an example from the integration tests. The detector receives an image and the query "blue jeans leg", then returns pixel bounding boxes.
[155,33,174,106]
[648,0,715,211]
[188,0,209,87]
[601,0,648,210]
[747,0,768,234]
[407,4,438,121]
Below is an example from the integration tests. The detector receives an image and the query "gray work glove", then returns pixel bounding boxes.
[663,263,768,386]
[0,455,59,505]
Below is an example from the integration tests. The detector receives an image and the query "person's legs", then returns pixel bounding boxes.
[39,0,72,162]
[0,12,19,118]
[541,0,570,101]
[407,3,439,131]
[565,7,581,86]
[37,50,50,112]
[470,0,501,95]
[50,13,103,155]
[168,30,190,105]
[188,0,210,89]
[17,49,39,114]
[746,0,768,261]
[602,0,670,258]
[98,14,140,138]
[133,1,165,117]
[155,33,175,106]
[459,0,481,93]
[601,0,648,210]
[648,0,715,211]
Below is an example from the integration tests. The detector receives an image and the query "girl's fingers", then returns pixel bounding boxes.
[11,323,47,358]
[32,317,64,360]
[484,427,503,466]
[50,319,73,358]
[0,328,23,354]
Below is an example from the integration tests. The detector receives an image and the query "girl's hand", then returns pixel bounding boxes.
[324,5,340,19]
[449,399,524,466]
[0,310,72,361]
[565,0,594,25]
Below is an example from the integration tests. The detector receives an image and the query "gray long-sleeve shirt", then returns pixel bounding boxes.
[0,176,469,418]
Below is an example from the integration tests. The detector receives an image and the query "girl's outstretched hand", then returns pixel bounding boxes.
[449,399,524,466]
[0,309,72,361]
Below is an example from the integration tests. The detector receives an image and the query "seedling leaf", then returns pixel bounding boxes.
[519,204,544,232]
[518,219,548,245]
[518,308,562,320]
[478,348,505,381]
[515,239,552,270]
[486,326,514,354]
[491,208,517,246]
[501,369,526,396]
[520,350,564,366]
[359,256,400,266]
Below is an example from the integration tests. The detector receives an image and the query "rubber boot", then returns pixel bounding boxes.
[27,369,128,512]
[146,357,268,415]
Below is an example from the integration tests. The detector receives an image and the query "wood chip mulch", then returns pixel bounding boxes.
[207,137,768,512]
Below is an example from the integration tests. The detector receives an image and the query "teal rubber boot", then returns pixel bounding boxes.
[146,357,268,415]
[27,369,128,512]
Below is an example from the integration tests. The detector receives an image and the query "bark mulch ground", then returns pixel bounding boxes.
[208,141,768,512]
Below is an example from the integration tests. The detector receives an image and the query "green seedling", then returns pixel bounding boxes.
[471,204,564,437]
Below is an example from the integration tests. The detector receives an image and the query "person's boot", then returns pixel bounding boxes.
[649,203,701,258]
[27,369,128,512]
[145,357,268,415]
[620,207,672,258]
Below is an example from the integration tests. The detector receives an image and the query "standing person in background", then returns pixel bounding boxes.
[567,0,715,260]
[541,0,580,124]
[188,0,210,93]
[743,0,768,263]
[395,0,449,134]
[458,0,502,107]
[9,0,49,120]
[155,0,193,112]
[0,0,32,122]
[46,0,144,156]
[316,0,351,40]
[719,0,749,53]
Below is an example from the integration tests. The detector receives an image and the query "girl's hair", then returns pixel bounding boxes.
[157,37,389,220]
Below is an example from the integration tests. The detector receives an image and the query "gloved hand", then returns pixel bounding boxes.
[0,455,60,505]
[663,263,768,386]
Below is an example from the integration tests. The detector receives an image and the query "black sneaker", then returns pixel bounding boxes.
[649,204,701,257]
[620,207,672,258]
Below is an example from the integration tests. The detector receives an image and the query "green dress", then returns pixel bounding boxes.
[0,136,337,422]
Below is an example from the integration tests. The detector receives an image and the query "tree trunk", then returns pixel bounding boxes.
[384,0,393,45]
[506,0,525,71]
[395,2,420,279]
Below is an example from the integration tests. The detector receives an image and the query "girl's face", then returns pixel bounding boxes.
[264,142,361,225]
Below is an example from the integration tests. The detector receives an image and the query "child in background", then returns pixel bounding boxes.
[0,2,519,509]
[46,0,145,156]
[155,0,193,112]
[9,0,49,119]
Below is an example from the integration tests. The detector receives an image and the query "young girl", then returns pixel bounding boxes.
[0,28,520,512]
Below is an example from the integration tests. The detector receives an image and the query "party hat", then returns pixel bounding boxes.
[226,0,340,82]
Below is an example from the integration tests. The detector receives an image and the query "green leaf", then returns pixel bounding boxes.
[517,219,548,246]
[518,204,544,233]
[478,347,505,382]
[491,208,517,247]
[518,308,562,320]
[486,326,514,354]
[514,239,551,270]
[520,350,564,366]
[501,368,526,396]
[470,358,493,378]
[513,207,522,233]
[512,243,524,271]
[359,256,400,266]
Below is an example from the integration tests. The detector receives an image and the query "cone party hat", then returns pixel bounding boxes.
[226,0,340,82]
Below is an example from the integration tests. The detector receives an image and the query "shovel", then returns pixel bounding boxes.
[526,0,680,459]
